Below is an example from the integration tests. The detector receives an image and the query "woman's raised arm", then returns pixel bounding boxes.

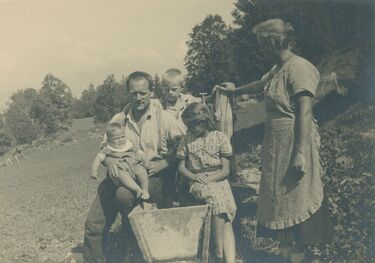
[217,80,265,96]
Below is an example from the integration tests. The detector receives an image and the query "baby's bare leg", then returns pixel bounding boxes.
[117,169,143,197]
[133,165,149,199]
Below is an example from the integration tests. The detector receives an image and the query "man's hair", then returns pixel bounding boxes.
[162,68,184,87]
[105,122,125,141]
[125,71,154,93]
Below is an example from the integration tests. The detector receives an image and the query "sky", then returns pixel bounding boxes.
[0,0,235,111]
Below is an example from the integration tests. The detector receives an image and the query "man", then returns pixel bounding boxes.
[83,71,185,263]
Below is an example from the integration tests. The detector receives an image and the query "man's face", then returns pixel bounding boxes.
[128,78,152,112]
[163,83,182,104]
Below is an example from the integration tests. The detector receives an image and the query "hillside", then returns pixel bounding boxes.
[0,118,104,263]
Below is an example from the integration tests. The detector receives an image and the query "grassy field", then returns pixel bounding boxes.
[0,118,104,263]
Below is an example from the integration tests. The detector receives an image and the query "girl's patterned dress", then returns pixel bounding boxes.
[177,130,236,222]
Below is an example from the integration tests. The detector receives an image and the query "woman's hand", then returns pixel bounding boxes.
[291,151,306,180]
[218,82,236,92]
[194,174,209,185]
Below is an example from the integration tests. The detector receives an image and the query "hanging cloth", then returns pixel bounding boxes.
[214,88,234,139]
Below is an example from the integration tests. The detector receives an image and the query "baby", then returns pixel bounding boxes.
[91,122,150,200]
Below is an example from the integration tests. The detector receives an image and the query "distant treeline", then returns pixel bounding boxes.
[1,0,373,155]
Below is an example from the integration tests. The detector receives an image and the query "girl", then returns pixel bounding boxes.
[176,102,236,263]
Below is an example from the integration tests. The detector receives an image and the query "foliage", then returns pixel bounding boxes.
[185,15,235,95]
[318,103,375,262]
[185,0,374,91]
[0,131,12,155]
[93,75,128,123]
[153,73,163,98]
[37,73,74,133]
[4,102,39,144]
[72,83,97,118]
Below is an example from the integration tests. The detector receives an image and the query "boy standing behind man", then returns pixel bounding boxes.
[160,68,201,126]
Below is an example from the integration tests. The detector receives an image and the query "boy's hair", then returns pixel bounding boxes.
[106,122,125,141]
[181,102,218,131]
[162,68,184,87]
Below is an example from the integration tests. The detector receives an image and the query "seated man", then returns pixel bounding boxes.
[83,71,185,263]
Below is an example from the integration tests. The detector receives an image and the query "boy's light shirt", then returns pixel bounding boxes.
[163,94,201,124]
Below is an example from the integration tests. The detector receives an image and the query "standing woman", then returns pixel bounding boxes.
[218,19,331,263]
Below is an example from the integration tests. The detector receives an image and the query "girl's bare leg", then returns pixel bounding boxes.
[212,214,225,262]
[133,165,150,199]
[117,170,143,197]
[223,221,235,263]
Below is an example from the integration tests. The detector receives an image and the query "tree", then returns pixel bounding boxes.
[36,73,74,133]
[0,131,11,156]
[153,73,163,98]
[185,15,235,95]
[5,103,39,144]
[94,75,128,122]
[73,83,97,118]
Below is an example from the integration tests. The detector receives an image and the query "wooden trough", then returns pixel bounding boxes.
[128,205,212,263]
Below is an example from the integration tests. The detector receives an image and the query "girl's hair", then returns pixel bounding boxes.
[253,18,295,50]
[105,122,125,141]
[181,102,218,131]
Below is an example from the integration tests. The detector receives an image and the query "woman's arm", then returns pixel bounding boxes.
[207,157,230,183]
[292,93,313,174]
[218,80,265,96]
[178,160,209,184]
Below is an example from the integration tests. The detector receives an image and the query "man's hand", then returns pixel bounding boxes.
[104,157,126,180]
[291,151,306,180]
[194,175,209,185]
[148,159,168,176]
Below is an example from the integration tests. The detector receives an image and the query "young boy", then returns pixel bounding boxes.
[91,122,150,200]
[161,68,201,123]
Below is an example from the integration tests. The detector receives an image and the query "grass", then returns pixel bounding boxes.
[0,118,104,263]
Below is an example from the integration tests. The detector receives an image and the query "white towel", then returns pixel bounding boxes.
[214,88,233,139]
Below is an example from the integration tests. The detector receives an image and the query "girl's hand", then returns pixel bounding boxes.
[218,82,236,92]
[291,151,306,180]
[90,173,98,180]
[194,175,209,185]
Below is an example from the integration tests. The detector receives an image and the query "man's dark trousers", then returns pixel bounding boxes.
[83,171,171,263]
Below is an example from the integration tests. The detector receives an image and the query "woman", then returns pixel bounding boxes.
[218,19,331,263]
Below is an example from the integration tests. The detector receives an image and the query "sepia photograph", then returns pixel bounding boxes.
[0,0,374,262]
